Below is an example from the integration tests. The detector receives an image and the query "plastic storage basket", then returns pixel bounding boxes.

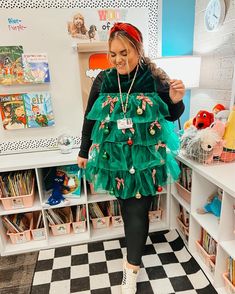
[90,216,110,229]
[195,240,216,272]
[0,178,35,210]
[49,222,71,236]
[72,221,86,233]
[7,213,33,244]
[223,272,235,294]
[110,215,123,227]
[175,182,191,204]
[177,215,189,237]
[149,209,162,222]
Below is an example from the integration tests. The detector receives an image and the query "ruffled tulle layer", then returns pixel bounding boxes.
[85,91,180,199]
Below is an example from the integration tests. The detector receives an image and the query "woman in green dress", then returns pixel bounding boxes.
[78,22,185,294]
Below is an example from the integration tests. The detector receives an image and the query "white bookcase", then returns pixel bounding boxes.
[170,154,235,294]
[0,149,169,256]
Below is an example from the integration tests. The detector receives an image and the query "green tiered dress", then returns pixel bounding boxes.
[85,67,180,199]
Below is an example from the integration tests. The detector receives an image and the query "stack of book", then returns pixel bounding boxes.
[0,170,34,198]
[149,195,161,211]
[2,213,31,233]
[108,200,121,216]
[89,202,108,219]
[179,163,192,191]
[72,205,86,222]
[227,256,235,286]
[45,207,72,225]
[200,228,217,255]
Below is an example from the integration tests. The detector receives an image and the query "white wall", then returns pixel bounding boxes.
[191,0,235,117]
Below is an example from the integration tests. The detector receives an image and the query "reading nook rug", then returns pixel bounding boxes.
[31,230,217,294]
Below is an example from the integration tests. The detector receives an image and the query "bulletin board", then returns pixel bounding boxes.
[0,0,161,155]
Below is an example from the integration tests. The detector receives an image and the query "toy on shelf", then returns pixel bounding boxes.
[212,103,225,115]
[192,110,214,130]
[220,106,235,162]
[197,187,223,218]
[46,170,69,206]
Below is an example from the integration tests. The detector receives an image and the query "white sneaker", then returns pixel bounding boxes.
[121,257,139,294]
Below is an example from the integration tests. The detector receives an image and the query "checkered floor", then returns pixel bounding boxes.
[31,230,217,294]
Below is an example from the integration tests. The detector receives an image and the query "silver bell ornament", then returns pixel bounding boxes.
[129,166,135,174]
[57,133,75,154]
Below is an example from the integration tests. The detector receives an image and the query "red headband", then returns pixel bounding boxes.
[110,23,142,43]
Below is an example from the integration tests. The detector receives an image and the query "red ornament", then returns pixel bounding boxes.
[127,138,133,146]
[157,186,163,192]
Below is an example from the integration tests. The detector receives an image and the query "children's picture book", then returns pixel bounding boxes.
[22,53,50,83]
[23,92,55,128]
[56,165,82,197]
[0,94,27,130]
[0,46,24,85]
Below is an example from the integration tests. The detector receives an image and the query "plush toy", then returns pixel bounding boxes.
[212,103,226,115]
[184,118,193,130]
[209,120,226,158]
[214,109,230,122]
[192,110,214,130]
[220,106,235,162]
[180,125,198,151]
[47,170,69,205]
[185,127,220,164]
[197,187,223,218]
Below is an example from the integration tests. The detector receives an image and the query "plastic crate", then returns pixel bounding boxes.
[49,222,71,235]
[110,215,123,227]
[223,273,235,294]
[31,228,46,241]
[195,240,216,269]
[0,178,35,210]
[7,213,33,244]
[149,209,162,222]
[176,215,189,236]
[175,182,191,204]
[72,221,86,233]
[90,216,110,229]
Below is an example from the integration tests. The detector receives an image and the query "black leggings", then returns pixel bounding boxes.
[118,196,153,266]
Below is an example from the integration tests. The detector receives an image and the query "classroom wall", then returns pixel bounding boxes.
[191,0,235,117]
[162,0,196,128]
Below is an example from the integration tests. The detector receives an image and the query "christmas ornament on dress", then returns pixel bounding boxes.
[129,166,135,174]
[137,106,143,115]
[57,133,74,154]
[103,125,110,134]
[127,137,133,146]
[135,191,142,199]
[157,186,163,192]
[102,151,109,160]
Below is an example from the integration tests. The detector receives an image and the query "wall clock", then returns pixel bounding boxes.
[204,0,226,32]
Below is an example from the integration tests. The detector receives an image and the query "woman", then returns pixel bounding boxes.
[78,22,185,294]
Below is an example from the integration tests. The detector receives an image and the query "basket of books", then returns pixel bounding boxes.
[31,211,46,241]
[148,195,162,223]
[72,205,87,233]
[223,273,235,294]
[46,207,72,236]
[108,200,123,227]
[0,170,35,210]
[176,215,189,237]
[175,182,191,204]
[2,212,33,244]
[89,202,110,229]
[195,228,217,272]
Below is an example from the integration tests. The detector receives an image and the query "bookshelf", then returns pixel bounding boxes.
[0,148,168,256]
[170,154,235,294]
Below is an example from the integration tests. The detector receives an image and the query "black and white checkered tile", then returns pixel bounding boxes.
[31,230,217,294]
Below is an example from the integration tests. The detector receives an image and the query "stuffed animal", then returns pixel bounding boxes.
[183,118,193,130]
[185,127,220,164]
[180,125,198,151]
[192,110,214,129]
[220,106,235,162]
[212,103,226,115]
[197,187,223,218]
[209,120,226,158]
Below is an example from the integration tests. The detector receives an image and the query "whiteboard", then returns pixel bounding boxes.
[0,1,160,155]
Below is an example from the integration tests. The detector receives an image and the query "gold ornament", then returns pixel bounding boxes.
[135,191,142,199]
[149,128,155,135]
[137,106,143,115]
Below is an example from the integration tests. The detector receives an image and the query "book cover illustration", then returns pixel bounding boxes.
[23,92,55,128]
[22,53,50,83]
[0,94,27,130]
[0,46,24,85]
[56,165,82,197]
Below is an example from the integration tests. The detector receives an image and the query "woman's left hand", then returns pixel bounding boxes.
[169,79,185,104]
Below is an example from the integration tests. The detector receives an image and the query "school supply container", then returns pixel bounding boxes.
[175,181,191,204]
